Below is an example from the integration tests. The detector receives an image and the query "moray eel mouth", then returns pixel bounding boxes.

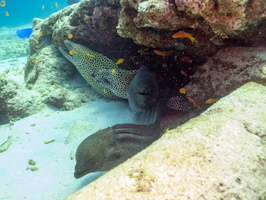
[58,46,72,58]
[74,166,90,179]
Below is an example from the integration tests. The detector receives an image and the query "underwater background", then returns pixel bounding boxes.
[0,0,266,199]
[0,0,69,27]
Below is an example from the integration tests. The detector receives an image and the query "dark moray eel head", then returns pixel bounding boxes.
[127,66,159,124]
[74,122,160,178]
[74,127,119,178]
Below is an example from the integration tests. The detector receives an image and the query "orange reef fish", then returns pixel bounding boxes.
[33,38,39,44]
[180,56,192,64]
[179,88,186,94]
[55,2,59,7]
[69,50,77,55]
[42,5,45,10]
[115,59,124,65]
[111,69,116,74]
[180,70,188,77]
[172,31,196,43]
[68,34,73,39]
[39,32,43,36]
[0,1,6,7]
[187,97,200,110]
[86,53,94,57]
[153,50,171,56]
[5,11,9,16]
[205,98,218,104]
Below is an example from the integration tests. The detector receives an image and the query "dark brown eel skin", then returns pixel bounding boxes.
[74,66,195,178]
[74,119,160,178]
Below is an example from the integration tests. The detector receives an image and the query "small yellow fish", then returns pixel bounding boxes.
[115,59,124,65]
[68,34,73,39]
[5,11,9,16]
[180,70,188,77]
[85,53,94,57]
[39,32,43,36]
[137,48,149,54]
[33,38,39,44]
[42,5,45,10]
[179,88,186,94]
[69,50,77,55]
[172,31,196,43]
[111,69,116,74]
[55,2,59,7]
[0,1,6,7]
[153,50,171,56]
[205,98,218,104]
[31,58,37,64]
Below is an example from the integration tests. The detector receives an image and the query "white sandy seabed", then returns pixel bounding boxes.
[0,29,136,200]
[0,98,134,200]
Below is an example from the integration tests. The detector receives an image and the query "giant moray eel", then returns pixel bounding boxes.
[127,66,159,124]
[74,112,194,178]
[73,64,194,178]
[74,65,160,178]
[74,121,160,178]
[59,40,133,99]
[59,41,192,178]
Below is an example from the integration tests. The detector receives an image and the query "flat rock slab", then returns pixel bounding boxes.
[66,82,266,200]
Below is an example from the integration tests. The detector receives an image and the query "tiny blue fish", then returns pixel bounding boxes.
[16,28,32,39]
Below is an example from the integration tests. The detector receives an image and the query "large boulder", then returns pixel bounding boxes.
[65,82,266,200]
[0,77,44,124]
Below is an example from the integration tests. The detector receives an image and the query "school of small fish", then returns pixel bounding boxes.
[1,0,62,17]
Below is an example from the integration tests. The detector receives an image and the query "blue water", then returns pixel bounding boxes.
[0,0,69,27]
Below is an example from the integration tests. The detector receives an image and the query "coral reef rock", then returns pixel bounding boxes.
[65,82,266,200]
[25,44,76,92]
[118,0,266,56]
[45,87,87,111]
[33,0,121,48]
[0,77,44,124]
[24,43,89,110]
[185,46,266,110]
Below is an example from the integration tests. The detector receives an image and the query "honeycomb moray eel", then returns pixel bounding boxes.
[96,68,138,99]
[59,40,123,99]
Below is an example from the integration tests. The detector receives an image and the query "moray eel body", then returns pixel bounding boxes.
[74,121,160,178]
[74,66,160,178]
[96,69,138,99]
[59,40,120,99]
[127,66,159,124]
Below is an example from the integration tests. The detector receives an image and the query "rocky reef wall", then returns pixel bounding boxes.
[2,0,266,123]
